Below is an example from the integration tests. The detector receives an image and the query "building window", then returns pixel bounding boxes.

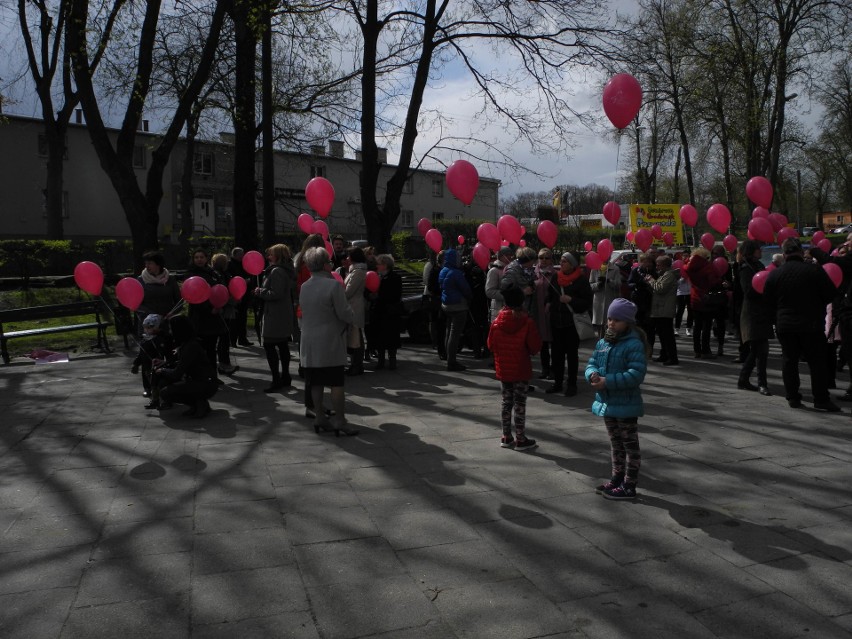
[42,189,70,218]
[400,210,413,228]
[193,151,214,176]
[402,178,413,194]
[431,179,443,197]
[132,144,146,169]
[37,134,68,159]
[432,212,444,222]
[310,165,326,178]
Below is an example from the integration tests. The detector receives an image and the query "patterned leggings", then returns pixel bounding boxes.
[500,381,529,437]
[604,417,641,485]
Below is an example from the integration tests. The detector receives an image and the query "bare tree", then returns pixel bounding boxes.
[336,0,616,252]
[17,0,122,239]
[66,0,227,267]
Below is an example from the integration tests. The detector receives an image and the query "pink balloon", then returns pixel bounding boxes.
[457,235,465,245]
[752,206,770,219]
[597,238,614,262]
[773,212,788,227]
[650,224,662,239]
[765,263,776,272]
[824,263,842,287]
[723,234,738,253]
[242,250,265,276]
[707,203,732,234]
[501,240,509,247]
[751,270,769,294]
[297,213,314,234]
[181,276,211,304]
[364,270,380,293]
[635,228,653,252]
[700,233,715,251]
[519,239,527,247]
[305,177,335,218]
[537,220,558,248]
[768,213,786,232]
[672,259,684,270]
[585,251,603,271]
[746,176,773,209]
[476,223,500,252]
[602,73,642,129]
[662,232,674,247]
[584,240,593,251]
[425,228,443,253]
[520,226,526,236]
[811,231,825,244]
[209,284,230,309]
[332,271,344,286]
[312,219,329,238]
[748,218,775,243]
[776,227,798,243]
[445,159,479,205]
[818,238,832,252]
[626,232,635,243]
[74,261,104,296]
[602,201,621,225]
[417,217,432,238]
[497,215,523,245]
[712,256,729,276]
[228,276,247,301]
[115,277,144,312]
[679,204,698,227]
[472,243,490,271]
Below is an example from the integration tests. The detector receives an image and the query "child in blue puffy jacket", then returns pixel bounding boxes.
[585,298,648,500]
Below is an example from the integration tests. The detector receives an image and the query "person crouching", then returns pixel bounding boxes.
[154,315,218,418]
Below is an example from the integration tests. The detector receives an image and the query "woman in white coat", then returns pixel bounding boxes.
[344,247,368,376]
[299,247,358,436]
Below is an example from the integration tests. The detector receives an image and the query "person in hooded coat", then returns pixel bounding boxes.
[487,286,542,451]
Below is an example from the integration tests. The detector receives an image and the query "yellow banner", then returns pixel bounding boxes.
[629,204,685,245]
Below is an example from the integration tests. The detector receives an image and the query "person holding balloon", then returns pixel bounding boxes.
[439,247,473,372]
[184,248,227,381]
[136,251,181,337]
[709,246,733,358]
[131,314,175,408]
[369,254,404,370]
[211,253,238,376]
[763,239,839,411]
[343,247,368,376]
[227,248,254,347]
[546,252,593,396]
[589,257,624,339]
[685,247,722,358]
[254,244,297,393]
[736,240,773,396]
[533,248,556,379]
[154,315,218,418]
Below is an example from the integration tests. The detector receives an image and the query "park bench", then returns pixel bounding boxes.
[0,300,113,365]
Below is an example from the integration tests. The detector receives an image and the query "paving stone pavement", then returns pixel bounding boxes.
[1,337,851,638]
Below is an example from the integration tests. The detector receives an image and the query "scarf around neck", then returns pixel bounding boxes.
[140,267,171,285]
[556,269,582,288]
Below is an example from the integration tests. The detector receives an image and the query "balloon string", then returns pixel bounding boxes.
[612,132,621,244]
[166,299,186,318]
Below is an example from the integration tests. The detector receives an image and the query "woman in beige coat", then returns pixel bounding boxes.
[344,247,368,376]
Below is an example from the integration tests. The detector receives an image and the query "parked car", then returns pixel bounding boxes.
[801,226,821,236]
[831,224,852,234]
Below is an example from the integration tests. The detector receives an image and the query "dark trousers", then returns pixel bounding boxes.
[540,341,552,374]
[160,379,217,406]
[429,302,446,357]
[675,295,691,329]
[692,309,714,354]
[444,309,467,366]
[652,316,678,362]
[777,331,830,403]
[739,339,769,386]
[264,341,291,384]
[551,326,580,388]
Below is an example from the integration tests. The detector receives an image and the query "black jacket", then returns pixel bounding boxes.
[764,256,835,333]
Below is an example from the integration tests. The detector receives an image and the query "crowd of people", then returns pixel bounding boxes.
[127,232,849,493]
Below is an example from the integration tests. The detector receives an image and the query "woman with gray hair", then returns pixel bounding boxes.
[299,247,358,436]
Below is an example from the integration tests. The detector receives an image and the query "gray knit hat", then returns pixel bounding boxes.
[561,252,579,268]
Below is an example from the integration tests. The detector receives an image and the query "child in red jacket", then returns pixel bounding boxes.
[487,286,543,450]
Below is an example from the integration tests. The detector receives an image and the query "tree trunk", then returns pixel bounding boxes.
[231,0,259,251]
[45,127,66,239]
[179,110,199,251]
[261,2,275,248]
